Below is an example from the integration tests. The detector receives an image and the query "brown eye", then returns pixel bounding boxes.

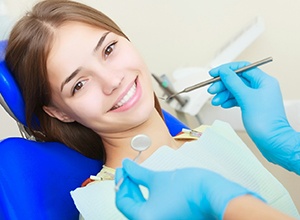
[75,81,83,90]
[104,41,117,57]
[72,80,86,95]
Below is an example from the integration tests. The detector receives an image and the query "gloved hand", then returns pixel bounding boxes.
[207,61,300,174]
[115,159,262,220]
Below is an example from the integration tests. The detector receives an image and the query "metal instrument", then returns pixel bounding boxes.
[166,57,273,100]
[115,134,151,191]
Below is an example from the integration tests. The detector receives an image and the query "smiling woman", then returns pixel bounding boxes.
[4,0,300,219]
[5,0,164,163]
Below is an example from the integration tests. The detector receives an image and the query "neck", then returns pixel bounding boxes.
[103,110,183,168]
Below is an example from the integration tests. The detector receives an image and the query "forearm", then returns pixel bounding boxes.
[250,122,300,175]
[268,128,300,175]
[224,195,295,220]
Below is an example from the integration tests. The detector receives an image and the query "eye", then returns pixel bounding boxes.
[72,80,86,95]
[104,41,117,58]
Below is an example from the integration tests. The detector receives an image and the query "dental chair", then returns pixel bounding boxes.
[0,40,188,220]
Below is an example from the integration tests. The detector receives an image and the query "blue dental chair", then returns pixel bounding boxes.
[0,40,188,220]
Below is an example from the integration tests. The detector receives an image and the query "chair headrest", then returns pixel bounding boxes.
[0,40,27,126]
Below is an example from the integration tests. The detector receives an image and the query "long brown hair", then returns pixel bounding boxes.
[5,0,163,161]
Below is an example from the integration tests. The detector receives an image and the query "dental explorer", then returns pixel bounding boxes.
[166,56,273,100]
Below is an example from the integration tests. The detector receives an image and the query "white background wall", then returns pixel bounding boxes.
[1,0,300,211]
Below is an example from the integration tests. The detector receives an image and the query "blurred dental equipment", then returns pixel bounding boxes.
[152,73,188,107]
[115,134,151,191]
[166,56,272,100]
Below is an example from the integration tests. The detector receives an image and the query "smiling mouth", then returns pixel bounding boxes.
[111,81,137,111]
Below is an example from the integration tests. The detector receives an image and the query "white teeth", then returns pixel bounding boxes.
[113,83,136,109]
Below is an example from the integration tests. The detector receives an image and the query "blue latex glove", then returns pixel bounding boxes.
[115,159,262,220]
[207,61,300,174]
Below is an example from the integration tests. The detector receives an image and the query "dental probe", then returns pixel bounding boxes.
[166,57,273,100]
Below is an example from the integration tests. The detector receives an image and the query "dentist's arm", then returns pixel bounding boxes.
[115,159,271,220]
[224,195,294,220]
[208,62,300,175]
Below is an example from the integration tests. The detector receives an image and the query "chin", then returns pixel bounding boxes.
[133,103,154,122]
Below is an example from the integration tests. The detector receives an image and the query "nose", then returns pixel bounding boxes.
[98,70,124,95]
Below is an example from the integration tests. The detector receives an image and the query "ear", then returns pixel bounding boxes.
[43,105,75,123]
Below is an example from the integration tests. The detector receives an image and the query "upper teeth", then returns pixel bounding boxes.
[113,83,136,109]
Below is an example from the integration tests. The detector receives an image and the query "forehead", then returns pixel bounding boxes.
[48,21,105,62]
[46,22,106,82]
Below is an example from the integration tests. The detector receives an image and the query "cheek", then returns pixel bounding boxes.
[116,42,148,70]
[67,91,106,123]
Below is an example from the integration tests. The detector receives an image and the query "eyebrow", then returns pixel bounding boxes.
[60,68,81,92]
[94,31,110,52]
[60,32,110,92]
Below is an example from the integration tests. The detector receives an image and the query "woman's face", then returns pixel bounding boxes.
[44,21,154,135]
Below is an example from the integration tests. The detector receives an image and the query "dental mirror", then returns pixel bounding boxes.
[131,134,151,162]
[115,134,151,191]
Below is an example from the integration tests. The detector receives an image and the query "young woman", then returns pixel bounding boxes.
[5,0,180,168]
[5,0,299,218]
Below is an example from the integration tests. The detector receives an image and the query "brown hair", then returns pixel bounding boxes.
[5,0,163,161]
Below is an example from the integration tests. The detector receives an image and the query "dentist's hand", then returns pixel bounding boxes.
[207,62,300,174]
[115,159,260,220]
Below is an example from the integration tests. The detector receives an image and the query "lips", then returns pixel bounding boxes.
[110,80,137,111]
